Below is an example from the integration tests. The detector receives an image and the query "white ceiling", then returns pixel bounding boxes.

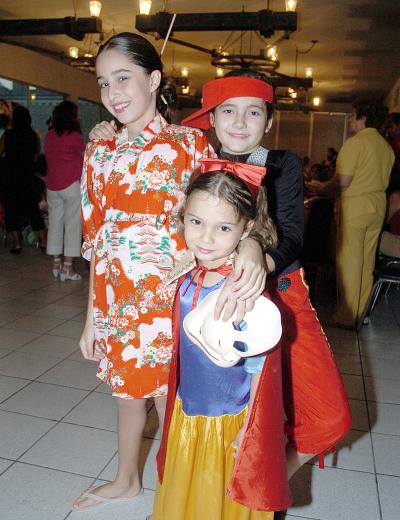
[0,0,399,106]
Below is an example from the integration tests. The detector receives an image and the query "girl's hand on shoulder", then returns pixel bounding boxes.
[214,238,266,322]
[89,120,117,141]
[214,279,246,323]
[232,238,267,300]
[79,321,104,361]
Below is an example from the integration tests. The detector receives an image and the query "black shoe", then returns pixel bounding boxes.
[9,247,22,255]
[274,512,287,520]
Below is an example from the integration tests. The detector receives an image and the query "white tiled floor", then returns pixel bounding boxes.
[0,247,399,519]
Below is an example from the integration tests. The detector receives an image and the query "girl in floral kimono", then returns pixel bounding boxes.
[73,32,266,512]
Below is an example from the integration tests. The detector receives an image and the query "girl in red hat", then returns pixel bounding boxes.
[182,71,351,481]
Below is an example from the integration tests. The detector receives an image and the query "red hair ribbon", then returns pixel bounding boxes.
[199,158,266,198]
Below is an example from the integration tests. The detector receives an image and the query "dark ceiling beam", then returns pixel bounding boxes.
[0,17,102,41]
[271,74,313,89]
[136,10,296,39]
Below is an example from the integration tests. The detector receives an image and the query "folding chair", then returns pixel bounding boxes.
[357,255,400,330]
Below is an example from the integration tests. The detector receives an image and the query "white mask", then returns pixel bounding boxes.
[183,287,282,368]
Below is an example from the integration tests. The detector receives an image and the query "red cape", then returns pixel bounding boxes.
[156,278,292,511]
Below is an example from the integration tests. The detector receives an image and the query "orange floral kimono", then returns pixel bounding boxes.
[81,115,212,398]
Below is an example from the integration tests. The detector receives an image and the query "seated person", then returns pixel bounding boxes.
[380,189,400,258]
[305,163,324,197]
[322,147,337,179]
[380,114,400,257]
[302,155,311,181]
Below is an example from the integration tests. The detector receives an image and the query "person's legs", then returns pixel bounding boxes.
[60,182,82,280]
[144,395,166,520]
[73,397,147,510]
[4,197,22,252]
[154,395,167,432]
[358,206,386,319]
[52,255,63,279]
[37,229,47,250]
[7,230,21,251]
[286,448,315,480]
[46,189,65,277]
[267,269,352,479]
[62,181,82,258]
[335,208,365,327]
[26,197,46,249]
[46,189,64,257]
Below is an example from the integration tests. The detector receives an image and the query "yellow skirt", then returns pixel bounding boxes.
[153,398,274,520]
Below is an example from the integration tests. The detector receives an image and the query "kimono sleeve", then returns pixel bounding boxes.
[80,141,106,261]
[193,131,216,171]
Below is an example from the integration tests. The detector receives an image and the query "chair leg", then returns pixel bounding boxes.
[384,282,392,297]
[357,281,382,330]
[370,281,383,314]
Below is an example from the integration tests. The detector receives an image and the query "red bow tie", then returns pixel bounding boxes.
[199,158,266,198]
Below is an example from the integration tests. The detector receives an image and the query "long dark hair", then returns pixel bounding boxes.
[97,32,176,122]
[51,100,81,136]
[4,106,38,170]
[181,171,277,252]
[12,105,33,133]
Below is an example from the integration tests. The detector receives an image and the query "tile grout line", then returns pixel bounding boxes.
[356,328,384,520]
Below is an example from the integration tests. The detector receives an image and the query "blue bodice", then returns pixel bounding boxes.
[178,275,254,417]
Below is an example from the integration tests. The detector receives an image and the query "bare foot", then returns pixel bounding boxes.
[73,481,142,511]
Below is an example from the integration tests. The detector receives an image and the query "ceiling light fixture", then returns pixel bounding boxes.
[135,8,309,88]
[135,7,313,96]
[265,45,278,62]
[211,47,279,74]
[89,1,102,17]
[69,46,79,59]
[285,0,297,12]
[294,40,318,77]
[305,67,313,78]
[139,0,152,15]
[180,66,189,77]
